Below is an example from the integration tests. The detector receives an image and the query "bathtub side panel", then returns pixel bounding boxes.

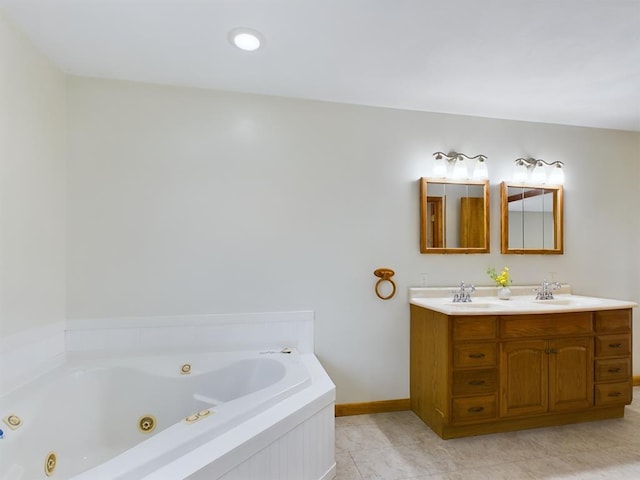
[197,403,335,480]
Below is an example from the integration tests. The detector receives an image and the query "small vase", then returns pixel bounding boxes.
[497,286,511,300]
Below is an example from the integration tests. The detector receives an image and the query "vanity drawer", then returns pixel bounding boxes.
[595,334,631,357]
[595,358,631,382]
[452,395,497,423]
[594,310,631,333]
[453,316,497,341]
[452,368,497,395]
[454,343,497,368]
[595,382,631,406]
[500,312,592,338]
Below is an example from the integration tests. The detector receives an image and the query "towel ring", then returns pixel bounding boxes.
[374,268,396,300]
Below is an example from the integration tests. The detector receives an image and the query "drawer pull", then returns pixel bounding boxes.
[468,353,486,359]
[607,391,622,397]
[608,343,623,348]
[467,406,485,413]
[468,380,486,386]
[607,368,622,373]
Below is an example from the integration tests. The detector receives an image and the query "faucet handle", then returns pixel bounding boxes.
[535,279,560,300]
[459,282,475,302]
[452,282,466,303]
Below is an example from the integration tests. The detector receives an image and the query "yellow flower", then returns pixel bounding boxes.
[487,266,512,287]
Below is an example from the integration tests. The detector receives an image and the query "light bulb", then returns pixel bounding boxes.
[531,161,546,184]
[472,158,488,180]
[548,163,565,185]
[513,161,528,182]
[433,157,447,177]
[452,158,468,179]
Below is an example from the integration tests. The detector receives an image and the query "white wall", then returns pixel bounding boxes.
[66,77,640,403]
[0,13,67,338]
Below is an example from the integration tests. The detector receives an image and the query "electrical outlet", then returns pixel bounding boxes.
[419,274,429,287]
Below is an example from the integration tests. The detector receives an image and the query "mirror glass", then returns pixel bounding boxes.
[420,178,489,253]
[500,182,563,254]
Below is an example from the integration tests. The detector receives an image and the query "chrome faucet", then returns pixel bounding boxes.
[535,280,561,300]
[452,281,476,303]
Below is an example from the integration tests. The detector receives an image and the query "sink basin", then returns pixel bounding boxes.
[532,297,600,307]
[446,302,498,308]
[533,299,575,305]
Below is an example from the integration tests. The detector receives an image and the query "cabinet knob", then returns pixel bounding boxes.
[468,380,486,386]
[468,353,485,359]
[467,406,485,413]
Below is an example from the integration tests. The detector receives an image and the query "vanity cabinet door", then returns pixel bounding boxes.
[501,337,593,417]
[548,337,593,411]
[500,340,548,417]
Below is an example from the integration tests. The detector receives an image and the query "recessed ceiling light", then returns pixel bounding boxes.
[229,28,264,52]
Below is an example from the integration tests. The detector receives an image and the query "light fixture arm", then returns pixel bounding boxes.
[514,158,564,169]
[434,152,487,163]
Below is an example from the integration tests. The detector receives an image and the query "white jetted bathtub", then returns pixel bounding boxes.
[0,348,335,480]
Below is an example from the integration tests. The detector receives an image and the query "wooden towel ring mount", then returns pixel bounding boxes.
[374,268,396,300]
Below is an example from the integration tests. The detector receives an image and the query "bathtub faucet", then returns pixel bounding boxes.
[535,280,561,300]
[452,281,475,303]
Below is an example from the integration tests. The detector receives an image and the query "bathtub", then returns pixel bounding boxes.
[0,348,336,480]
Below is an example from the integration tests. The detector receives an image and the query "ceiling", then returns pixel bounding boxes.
[2,0,640,131]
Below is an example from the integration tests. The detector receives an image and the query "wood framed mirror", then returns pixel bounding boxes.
[500,182,563,254]
[419,178,490,253]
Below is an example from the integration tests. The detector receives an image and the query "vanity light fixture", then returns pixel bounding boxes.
[432,152,488,180]
[229,28,264,51]
[513,158,565,185]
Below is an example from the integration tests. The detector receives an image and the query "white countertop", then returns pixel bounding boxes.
[409,286,637,316]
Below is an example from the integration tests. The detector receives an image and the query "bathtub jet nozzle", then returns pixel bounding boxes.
[2,414,22,430]
[45,452,57,476]
[183,409,213,424]
[138,415,156,433]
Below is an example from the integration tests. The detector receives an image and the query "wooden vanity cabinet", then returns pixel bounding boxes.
[410,306,633,439]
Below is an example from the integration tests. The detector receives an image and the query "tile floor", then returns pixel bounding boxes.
[335,387,640,479]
